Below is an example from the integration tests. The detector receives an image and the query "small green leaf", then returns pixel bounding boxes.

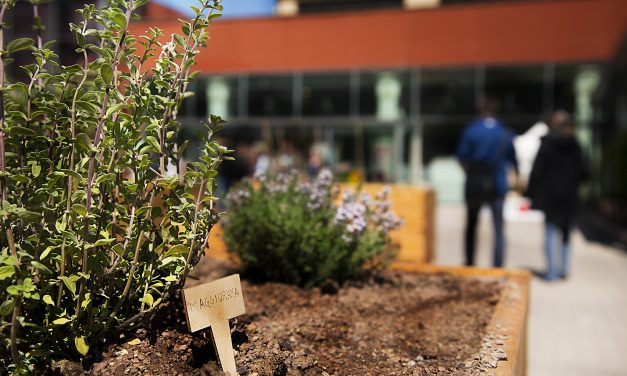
[160,256,183,266]
[76,133,94,152]
[96,173,116,184]
[31,261,52,274]
[60,276,77,295]
[1,255,18,266]
[93,238,115,247]
[0,265,15,280]
[61,169,82,181]
[6,38,34,54]
[40,246,54,261]
[145,136,161,153]
[6,285,20,296]
[136,206,153,216]
[173,34,186,48]
[140,293,154,307]
[31,164,42,177]
[164,244,188,257]
[105,103,127,118]
[81,292,91,309]
[150,207,162,219]
[43,295,55,306]
[53,317,71,325]
[0,299,14,316]
[7,126,36,137]
[112,12,127,30]
[31,261,52,275]
[16,210,41,222]
[75,336,89,356]
[72,204,87,217]
[55,220,67,232]
[10,174,31,184]
[100,64,113,85]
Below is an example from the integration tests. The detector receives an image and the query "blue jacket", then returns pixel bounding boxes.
[457,117,518,196]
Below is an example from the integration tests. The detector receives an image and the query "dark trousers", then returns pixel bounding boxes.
[464,196,505,267]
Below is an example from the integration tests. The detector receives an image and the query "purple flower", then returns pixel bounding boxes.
[335,199,367,241]
[304,169,334,209]
[371,187,403,234]
[225,188,250,206]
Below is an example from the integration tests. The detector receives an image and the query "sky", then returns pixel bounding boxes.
[155,0,276,19]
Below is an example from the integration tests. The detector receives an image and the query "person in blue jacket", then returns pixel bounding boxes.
[457,96,518,267]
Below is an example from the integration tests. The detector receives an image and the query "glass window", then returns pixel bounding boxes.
[299,0,402,14]
[553,63,602,114]
[186,77,207,118]
[205,76,240,120]
[363,126,397,182]
[421,67,476,165]
[359,70,410,120]
[485,65,544,132]
[249,75,293,116]
[303,73,351,116]
[422,119,467,166]
[421,67,476,116]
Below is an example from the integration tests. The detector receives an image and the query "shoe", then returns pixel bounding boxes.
[544,272,559,281]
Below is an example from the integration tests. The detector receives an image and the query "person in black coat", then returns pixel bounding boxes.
[525,110,588,281]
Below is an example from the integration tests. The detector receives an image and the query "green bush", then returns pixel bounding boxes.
[222,170,402,287]
[0,0,228,372]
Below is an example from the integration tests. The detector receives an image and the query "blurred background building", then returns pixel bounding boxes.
[131,0,627,244]
[130,0,625,200]
[4,0,626,244]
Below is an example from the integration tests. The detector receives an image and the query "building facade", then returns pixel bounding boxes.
[131,0,626,202]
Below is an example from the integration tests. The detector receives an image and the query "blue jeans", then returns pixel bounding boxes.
[464,197,505,267]
[544,222,571,280]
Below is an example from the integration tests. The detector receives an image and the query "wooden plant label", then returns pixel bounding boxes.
[182,274,246,376]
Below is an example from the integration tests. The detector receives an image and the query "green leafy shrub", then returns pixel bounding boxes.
[222,170,402,287]
[0,0,228,372]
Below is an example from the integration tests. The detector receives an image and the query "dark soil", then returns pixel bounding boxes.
[53,259,507,376]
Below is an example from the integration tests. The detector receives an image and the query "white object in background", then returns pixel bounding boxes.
[404,0,440,9]
[207,77,230,120]
[514,121,549,187]
[376,72,403,121]
[425,157,464,203]
[276,0,298,16]
[504,195,544,223]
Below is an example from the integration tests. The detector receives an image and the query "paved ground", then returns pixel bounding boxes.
[435,204,627,376]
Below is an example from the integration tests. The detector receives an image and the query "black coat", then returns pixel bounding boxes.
[526,132,588,228]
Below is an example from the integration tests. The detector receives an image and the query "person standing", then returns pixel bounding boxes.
[525,110,588,280]
[457,96,518,267]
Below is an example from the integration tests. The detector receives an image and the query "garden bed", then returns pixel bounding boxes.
[52,259,528,375]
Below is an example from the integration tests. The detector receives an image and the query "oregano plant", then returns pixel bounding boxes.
[0,0,228,372]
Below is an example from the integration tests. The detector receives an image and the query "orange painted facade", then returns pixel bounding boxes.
[131,0,627,74]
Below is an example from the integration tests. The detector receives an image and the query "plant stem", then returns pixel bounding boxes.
[0,1,23,366]
[77,0,134,317]
[106,205,136,275]
[59,42,89,308]
[107,221,143,325]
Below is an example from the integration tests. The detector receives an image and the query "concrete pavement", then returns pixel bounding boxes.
[435,204,627,376]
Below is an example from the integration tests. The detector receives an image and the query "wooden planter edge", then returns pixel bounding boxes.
[390,262,530,376]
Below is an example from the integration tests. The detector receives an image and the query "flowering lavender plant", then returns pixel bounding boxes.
[222,170,402,287]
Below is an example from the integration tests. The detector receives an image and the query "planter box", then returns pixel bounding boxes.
[208,183,436,263]
[391,262,530,376]
[82,260,530,375]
